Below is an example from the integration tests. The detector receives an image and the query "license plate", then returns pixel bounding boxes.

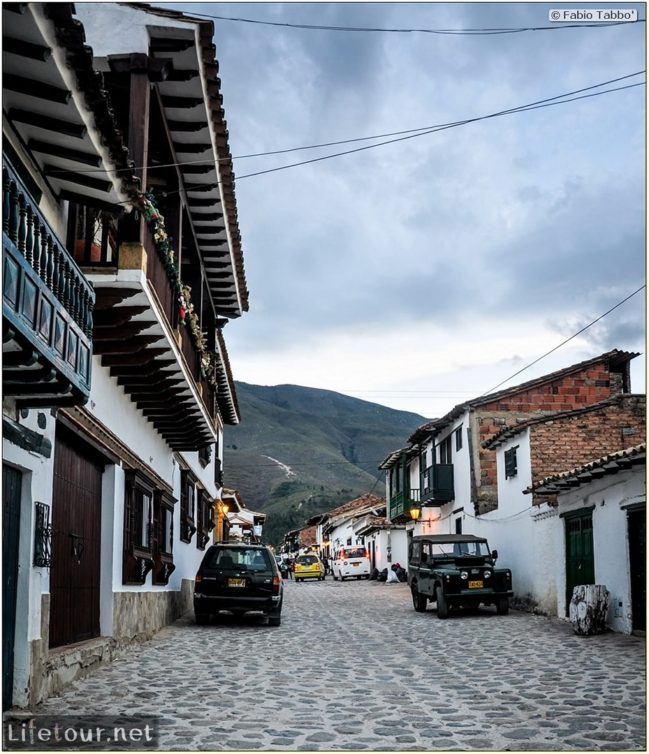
[352,563,359,567]
[228,578,246,588]
[468,580,483,589]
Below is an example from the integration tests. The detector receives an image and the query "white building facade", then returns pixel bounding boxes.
[3,3,248,708]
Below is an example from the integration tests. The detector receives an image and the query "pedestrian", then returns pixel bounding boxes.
[321,554,329,576]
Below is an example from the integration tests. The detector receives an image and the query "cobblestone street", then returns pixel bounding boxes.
[34,579,645,750]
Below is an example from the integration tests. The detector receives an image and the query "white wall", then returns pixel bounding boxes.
[90,358,218,595]
[73,4,196,58]
[467,433,559,613]
[556,467,645,633]
[3,411,56,707]
[437,414,472,506]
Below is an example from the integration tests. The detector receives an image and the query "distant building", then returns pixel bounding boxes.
[378,350,645,630]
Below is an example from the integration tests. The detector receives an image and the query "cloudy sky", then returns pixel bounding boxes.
[169,2,645,418]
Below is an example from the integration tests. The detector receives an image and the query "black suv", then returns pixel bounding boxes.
[194,543,283,626]
[408,535,512,619]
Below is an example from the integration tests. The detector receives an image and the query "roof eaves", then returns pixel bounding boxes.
[125,3,249,316]
[44,4,139,199]
[471,349,639,410]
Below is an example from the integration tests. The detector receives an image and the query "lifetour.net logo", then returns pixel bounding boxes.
[549,8,638,21]
[3,716,160,750]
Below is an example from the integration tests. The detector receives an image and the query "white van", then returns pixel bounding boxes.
[332,546,371,580]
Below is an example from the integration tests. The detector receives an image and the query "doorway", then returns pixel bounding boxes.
[564,509,595,615]
[627,507,645,631]
[2,465,22,710]
[50,428,104,648]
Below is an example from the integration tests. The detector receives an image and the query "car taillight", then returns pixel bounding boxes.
[195,574,202,583]
[272,575,281,594]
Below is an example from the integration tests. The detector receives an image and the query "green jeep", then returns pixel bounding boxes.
[408,534,512,619]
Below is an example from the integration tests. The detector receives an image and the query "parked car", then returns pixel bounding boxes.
[332,546,371,580]
[194,543,283,626]
[294,553,325,581]
[408,534,512,619]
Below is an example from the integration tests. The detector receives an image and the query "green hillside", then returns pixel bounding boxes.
[223,382,427,544]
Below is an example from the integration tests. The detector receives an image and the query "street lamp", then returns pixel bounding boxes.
[409,503,422,521]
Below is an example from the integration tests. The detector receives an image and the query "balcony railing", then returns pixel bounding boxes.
[3,161,94,405]
[420,464,455,505]
[77,209,219,447]
[389,488,420,520]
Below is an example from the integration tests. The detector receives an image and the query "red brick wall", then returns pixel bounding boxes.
[529,395,645,505]
[471,358,633,513]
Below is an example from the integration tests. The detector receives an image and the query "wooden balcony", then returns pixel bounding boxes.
[80,219,219,451]
[420,464,455,506]
[389,489,421,521]
[2,162,94,407]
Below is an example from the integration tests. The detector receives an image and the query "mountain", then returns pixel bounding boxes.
[223,382,428,544]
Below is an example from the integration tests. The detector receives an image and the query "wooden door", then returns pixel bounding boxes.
[50,429,104,648]
[565,511,595,615]
[2,465,21,710]
[627,509,645,631]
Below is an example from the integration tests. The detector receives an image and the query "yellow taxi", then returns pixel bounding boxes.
[294,553,325,582]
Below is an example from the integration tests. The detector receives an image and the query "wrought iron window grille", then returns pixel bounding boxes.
[34,501,54,567]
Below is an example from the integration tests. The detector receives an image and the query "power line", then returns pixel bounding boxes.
[48,71,644,180]
[230,82,645,183]
[224,72,647,160]
[480,284,646,396]
[181,8,644,35]
[118,76,644,205]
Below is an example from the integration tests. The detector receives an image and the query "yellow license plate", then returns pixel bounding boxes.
[468,580,484,589]
[228,578,246,588]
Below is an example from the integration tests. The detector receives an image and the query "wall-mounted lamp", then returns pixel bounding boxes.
[409,503,422,521]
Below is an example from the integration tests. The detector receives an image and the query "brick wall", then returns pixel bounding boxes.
[470,358,633,514]
[529,395,645,505]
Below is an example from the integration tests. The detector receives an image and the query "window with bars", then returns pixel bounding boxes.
[123,470,156,585]
[504,446,519,479]
[180,470,197,543]
[152,490,176,586]
[196,487,212,550]
[455,426,463,452]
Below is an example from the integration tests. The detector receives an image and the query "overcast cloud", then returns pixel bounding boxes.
[170,2,645,417]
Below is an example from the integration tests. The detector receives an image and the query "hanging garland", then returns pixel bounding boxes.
[134,192,218,387]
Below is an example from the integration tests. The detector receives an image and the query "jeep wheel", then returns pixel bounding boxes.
[435,585,449,619]
[497,597,509,615]
[411,584,427,612]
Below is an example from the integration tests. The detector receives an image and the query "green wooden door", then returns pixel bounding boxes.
[3,465,22,710]
[565,510,595,614]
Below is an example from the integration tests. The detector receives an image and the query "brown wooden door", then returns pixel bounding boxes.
[50,429,104,648]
